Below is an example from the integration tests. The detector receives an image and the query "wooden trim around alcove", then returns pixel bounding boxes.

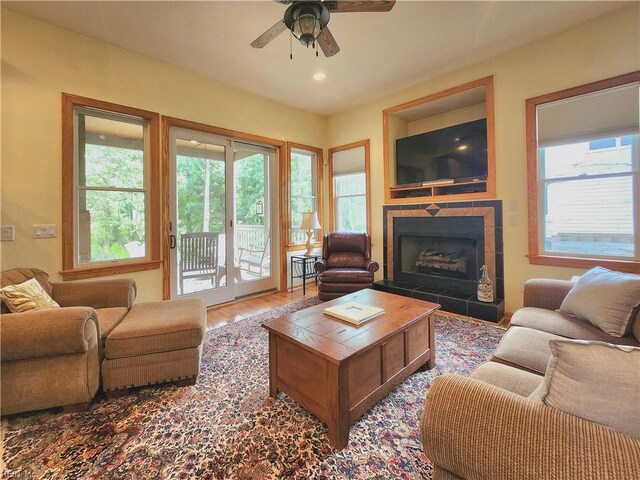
[383,76,496,204]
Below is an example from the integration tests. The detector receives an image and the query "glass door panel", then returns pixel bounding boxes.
[233,143,277,297]
[169,128,234,305]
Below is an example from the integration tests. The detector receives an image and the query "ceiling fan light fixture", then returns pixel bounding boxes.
[293,14,322,47]
[284,2,330,48]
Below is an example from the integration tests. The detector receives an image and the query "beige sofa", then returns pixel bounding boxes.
[421,278,640,479]
[1,267,206,415]
[1,268,135,415]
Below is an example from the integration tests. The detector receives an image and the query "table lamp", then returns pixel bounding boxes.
[300,212,321,256]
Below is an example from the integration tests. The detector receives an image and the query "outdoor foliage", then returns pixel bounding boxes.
[234,153,266,226]
[83,144,145,262]
[176,155,225,235]
[83,140,278,262]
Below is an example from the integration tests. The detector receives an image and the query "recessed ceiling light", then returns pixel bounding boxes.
[457,145,468,151]
[313,72,327,81]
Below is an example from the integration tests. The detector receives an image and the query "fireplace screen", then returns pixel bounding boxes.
[400,235,477,281]
[416,249,468,275]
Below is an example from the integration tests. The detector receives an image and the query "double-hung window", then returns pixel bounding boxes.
[288,144,323,246]
[526,73,640,271]
[329,140,370,233]
[62,94,160,279]
[334,173,367,232]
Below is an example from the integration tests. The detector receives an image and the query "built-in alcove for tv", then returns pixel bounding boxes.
[383,76,496,203]
[375,201,504,322]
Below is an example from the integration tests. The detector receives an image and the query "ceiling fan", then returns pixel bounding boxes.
[250,1,396,57]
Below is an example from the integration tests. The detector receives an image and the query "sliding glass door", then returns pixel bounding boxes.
[168,127,277,306]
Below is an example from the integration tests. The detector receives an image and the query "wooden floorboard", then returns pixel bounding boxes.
[206,284,318,330]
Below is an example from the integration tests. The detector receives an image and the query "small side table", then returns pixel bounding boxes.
[290,254,319,295]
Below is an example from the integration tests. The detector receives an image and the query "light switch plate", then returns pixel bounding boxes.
[33,224,57,239]
[1,226,14,241]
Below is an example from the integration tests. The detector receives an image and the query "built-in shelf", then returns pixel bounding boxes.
[383,76,496,204]
[389,180,488,199]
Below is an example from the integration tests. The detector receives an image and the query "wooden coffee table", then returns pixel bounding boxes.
[262,288,439,449]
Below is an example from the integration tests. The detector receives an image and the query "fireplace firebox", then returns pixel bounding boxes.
[375,201,504,322]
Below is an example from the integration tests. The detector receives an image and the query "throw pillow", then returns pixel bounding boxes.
[559,266,640,337]
[0,278,60,313]
[633,308,640,343]
[529,339,640,438]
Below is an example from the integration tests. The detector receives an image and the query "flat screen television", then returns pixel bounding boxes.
[395,119,488,187]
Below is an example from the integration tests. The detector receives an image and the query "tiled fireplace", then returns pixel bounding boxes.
[375,201,504,322]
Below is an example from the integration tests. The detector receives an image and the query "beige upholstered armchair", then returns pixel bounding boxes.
[1,268,136,415]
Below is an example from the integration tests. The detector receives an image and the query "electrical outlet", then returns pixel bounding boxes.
[32,224,57,239]
[1,226,14,241]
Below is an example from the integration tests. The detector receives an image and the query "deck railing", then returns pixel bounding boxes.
[235,225,267,251]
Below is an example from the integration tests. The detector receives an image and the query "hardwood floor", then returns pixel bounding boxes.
[206,284,318,330]
[206,283,508,330]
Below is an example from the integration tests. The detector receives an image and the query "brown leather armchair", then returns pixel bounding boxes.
[314,232,380,301]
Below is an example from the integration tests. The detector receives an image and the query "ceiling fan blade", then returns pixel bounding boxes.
[250,20,288,48]
[317,26,340,57]
[328,1,396,13]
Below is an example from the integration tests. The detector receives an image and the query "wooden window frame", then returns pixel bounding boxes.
[525,72,640,273]
[328,139,371,235]
[285,142,324,250]
[61,93,161,280]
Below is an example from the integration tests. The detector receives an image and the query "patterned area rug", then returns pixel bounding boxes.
[2,297,504,479]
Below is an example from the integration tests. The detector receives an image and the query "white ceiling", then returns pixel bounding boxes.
[3,1,627,116]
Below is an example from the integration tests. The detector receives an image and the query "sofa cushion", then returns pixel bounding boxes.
[511,307,640,347]
[471,362,543,397]
[105,298,206,359]
[559,267,640,337]
[529,339,640,439]
[0,278,60,313]
[492,326,561,374]
[95,307,129,342]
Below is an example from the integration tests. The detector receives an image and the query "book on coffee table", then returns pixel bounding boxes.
[323,301,385,325]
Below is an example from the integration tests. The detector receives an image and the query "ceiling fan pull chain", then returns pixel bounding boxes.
[290,30,293,60]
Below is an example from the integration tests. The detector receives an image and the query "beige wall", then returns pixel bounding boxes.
[326,4,640,312]
[1,9,326,302]
[2,6,638,310]
[407,103,486,136]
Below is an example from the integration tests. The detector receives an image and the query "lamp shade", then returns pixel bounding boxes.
[300,212,321,230]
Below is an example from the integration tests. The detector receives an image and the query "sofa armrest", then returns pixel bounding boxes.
[52,278,136,309]
[364,259,379,274]
[421,374,640,480]
[314,259,328,273]
[522,278,574,310]
[1,307,99,361]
